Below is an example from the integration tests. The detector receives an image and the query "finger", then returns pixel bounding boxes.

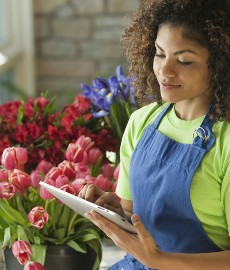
[131,214,152,240]
[94,192,117,206]
[82,184,103,202]
[78,184,90,199]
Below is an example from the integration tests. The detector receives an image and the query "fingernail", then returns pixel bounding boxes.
[131,214,139,223]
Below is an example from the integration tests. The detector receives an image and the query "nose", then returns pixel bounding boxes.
[158,59,177,78]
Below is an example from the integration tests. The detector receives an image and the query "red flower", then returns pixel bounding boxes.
[66,143,87,164]
[72,178,87,194]
[87,147,103,165]
[28,206,49,229]
[60,184,76,195]
[94,174,113,192]
[0,182,18,199]
[1,147,28,170]
[40,179,55,200]
[11,169,31,190]
[12,240,32,265]
[24,261,45,270]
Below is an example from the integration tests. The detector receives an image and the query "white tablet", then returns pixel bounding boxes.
[39,182,136,234]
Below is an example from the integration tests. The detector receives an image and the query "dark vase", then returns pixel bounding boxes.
[4,245,97,270]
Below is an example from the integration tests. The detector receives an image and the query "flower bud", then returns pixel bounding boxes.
[24,261,45,270]
[66,143,87,164]
[60,184,76,195]
[102,164,114,180]
[72,178,87,194]
[113,163,120,181]
[55,175,70,188]
[1,147,28,170]
[28,206,49,229]
[87,147,103,165]
[30,170,43,189]
[35,160,53,174]
[11,169,31,190]
[75,135,94,151]
[94,174,112,192]
[74,164,90,179]
[58,161,76,179]
[40,179,55,200]
[0,182,18,199]
[0,168,9,181]
[12,240,32,265]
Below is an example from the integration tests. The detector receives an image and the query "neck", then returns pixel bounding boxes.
[174,100,212,121]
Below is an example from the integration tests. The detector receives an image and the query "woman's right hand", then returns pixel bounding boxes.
[78,184,125,217]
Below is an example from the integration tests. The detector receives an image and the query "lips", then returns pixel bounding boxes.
[160,81,181,90]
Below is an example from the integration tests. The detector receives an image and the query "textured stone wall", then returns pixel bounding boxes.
[33,0,139,108]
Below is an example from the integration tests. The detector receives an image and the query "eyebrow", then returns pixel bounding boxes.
[155,42,197,55]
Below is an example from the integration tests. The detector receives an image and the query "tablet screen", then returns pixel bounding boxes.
[39,182,136,234]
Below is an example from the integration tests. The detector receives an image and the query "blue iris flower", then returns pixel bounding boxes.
[81,66,136,118]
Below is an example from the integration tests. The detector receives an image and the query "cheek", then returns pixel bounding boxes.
[153,59,159,76]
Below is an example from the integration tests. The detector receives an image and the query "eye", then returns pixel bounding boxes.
[177,60,193,66]
[154,53,165,58]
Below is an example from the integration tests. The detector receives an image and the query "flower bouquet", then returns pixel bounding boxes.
[0,65,136,270]
[0,139,120,270]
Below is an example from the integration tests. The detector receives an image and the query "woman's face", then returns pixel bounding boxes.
[153,24,212,105]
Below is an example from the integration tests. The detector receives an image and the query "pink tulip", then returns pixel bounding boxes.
[85,175,96,184]
[75,135,94,151]
[24,261,45,270]
[72,178,87,194]
[11,169,31,189]
[44,167,59,181]
[0,182,18,199]
[35,160,53,174]
[94,174,112,192]
[30,170,43,188]
[102,164,114,180]
[34,97,49,109]
[60,184,76,195]
[74,163,90,179]
[113,163,120,181]
[66,143,87,164]
[55,175,70,188]
[12,240,32,265]
[1,147,28,170]
[58,161,76,179]
[28,206,49,229]
[0,168,9,181]
[40,179,55,200]
[87,147,103,165]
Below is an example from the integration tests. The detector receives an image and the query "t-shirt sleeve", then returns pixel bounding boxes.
[115,112,136,200]
[221,163,230,236]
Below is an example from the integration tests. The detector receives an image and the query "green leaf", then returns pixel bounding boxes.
[53,227,66,240]
[17,225,29,242]
[31,244,47,265]
[87,239,102,270]
[15,195,28,220]
[0,207,16,225]
[66,240,87,253]
[0,200,28,226]
[2,227,11,248]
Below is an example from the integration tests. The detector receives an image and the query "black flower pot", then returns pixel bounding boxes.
[4,245,97,270]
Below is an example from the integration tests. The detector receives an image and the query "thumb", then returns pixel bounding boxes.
[131,214,151,239]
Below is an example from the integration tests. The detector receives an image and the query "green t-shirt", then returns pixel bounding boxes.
[116,102,230,250]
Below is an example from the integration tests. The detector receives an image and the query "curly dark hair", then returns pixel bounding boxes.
[121,0,230,121]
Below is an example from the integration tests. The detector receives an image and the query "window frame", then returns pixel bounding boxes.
[0,0,35,97]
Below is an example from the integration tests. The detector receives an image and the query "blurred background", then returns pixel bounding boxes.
[0,0,139,109]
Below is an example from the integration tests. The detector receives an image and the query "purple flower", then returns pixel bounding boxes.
[81,65,136,118]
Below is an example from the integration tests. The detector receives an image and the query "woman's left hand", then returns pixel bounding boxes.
[84,211,160,268]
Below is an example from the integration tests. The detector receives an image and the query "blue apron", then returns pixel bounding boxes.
[109,104,222,270]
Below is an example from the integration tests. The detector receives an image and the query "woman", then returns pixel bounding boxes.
[79,0,230,269]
